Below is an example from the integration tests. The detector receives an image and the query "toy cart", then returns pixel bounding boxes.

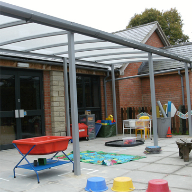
[12,136,73,183]
[70,123,89,141]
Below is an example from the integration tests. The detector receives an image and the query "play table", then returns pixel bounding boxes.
[12,136,73,183]
[176,138,192,162]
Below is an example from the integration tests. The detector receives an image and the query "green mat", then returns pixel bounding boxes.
[57,151,145,166]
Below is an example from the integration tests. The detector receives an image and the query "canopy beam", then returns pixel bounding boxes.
[0,1,190,63]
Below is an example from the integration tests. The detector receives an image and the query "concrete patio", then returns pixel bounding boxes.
[0,134,192,192]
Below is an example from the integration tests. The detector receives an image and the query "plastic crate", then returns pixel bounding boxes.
[88,129,95,139]
[87,122,95,127]
[79,115,95,123]
[122,137,136,145]
[88,127,95,133]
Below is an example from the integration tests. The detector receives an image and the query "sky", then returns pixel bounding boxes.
[1,0,192,42]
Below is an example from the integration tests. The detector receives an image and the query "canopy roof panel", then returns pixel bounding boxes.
[0,1,191,70]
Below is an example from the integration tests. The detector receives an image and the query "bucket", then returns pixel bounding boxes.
[111,177,135,192]
[146,179,171,192]
[157,117,171,138]
[85,177,108,192]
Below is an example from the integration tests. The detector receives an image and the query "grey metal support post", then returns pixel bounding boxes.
[63,57,70,136]
[104,71,109,118]
[68,31,81,175]
[111,64,118,135]
[148,53,158,146]
[185,63,192,136]
[178,70,185,105]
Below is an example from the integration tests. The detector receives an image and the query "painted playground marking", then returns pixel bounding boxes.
[81,168,93,171]
[81,168,99,174]
[110,148,127,153]
[87,170,98,174]
[15,173,27,176]
[58,172,71,177]
[0,178,9,181]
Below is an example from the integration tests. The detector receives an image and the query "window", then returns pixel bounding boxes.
[68,74,101,121]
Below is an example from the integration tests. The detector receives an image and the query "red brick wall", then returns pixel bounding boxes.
[100,75,121,132]
[108,31,167,133]
[119,62,143,107]
[100,76,114,120]
[141,73,185,107]
[43,71,52,135]
[145,31,164,47]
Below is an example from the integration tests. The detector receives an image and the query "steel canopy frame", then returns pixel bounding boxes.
[0,1,192,176]
[0,48,111,69]
[0,31,68,46]
[0,1,191,64]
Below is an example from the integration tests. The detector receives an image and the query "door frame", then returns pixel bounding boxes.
[0,67,45,150]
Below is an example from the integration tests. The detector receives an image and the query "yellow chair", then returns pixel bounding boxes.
[135,116,151,139]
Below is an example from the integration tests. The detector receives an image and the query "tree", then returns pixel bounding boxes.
[127,8,189,45]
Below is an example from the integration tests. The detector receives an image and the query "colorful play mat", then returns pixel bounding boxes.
[57,151,145,166]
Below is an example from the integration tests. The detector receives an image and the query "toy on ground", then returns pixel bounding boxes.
[146,179,171,192]
[111,177,135,192]
[85,177,108,192]
[144,146,161,154]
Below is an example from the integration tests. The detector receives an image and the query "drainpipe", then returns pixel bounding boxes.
[104,71,109,118]
[178,70,185,105]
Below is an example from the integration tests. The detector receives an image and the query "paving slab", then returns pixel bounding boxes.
[122,170,166,183]
[113,161,149,171]
[137,155,165,163]
[0,134,192,191]
[155,157,191,166]
[139,163,181,174]
[165,174,192,190]
[169,188,190,192]
[174,166,192,177]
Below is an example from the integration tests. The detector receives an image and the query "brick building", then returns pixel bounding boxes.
[110,25,192,133]
[1,17,191,150]
[103,22,173,133]
[138,43,192,108]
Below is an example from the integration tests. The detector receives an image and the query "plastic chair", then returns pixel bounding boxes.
[135,116,151,139]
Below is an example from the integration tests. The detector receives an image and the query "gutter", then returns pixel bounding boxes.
[0,55,112,72]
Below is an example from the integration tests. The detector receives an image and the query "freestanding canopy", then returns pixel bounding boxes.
[0,1,192,175]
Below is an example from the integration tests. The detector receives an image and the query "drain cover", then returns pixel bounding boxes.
[105,140,144,147]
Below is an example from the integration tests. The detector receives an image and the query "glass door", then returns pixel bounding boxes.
[0,68,44,150]
[0,71,17,150]
[18,71,44,139]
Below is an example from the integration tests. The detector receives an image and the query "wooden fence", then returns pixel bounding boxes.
[121,106,189,134]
